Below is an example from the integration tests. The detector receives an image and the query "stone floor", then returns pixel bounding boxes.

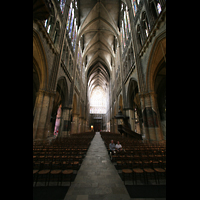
[34,132,166,200]
[63,132,166,200]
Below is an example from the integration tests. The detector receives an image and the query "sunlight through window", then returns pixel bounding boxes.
[90,86,106,114]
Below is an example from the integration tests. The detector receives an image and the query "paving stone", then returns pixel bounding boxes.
[64,132,130,200]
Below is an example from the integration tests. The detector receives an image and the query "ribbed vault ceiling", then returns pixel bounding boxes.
[78,0,121,95]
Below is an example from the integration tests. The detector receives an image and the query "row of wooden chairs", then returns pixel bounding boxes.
[121,159,166,185]
[33,161,75,186]
[100,131,166,148]
[100,132,166,185]
[33,132,95,186]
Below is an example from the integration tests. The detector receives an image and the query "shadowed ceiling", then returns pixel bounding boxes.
[78,0,121,93]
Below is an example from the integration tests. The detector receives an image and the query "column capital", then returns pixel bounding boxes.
[61,106,72,111]
[36,89,56,97]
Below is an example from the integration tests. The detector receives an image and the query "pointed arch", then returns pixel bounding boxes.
[127,78,139,109]
[146,31,166,92]
[57,76,69,107]
[33,29,49,91]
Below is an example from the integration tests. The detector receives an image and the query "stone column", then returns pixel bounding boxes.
[127,109,135,131]
[58,107,71,137]
[82,118,86,132]
[139,93,149,141]
[79,117,84,133]
[43,92,56,138]
[33,90,45,139]
[71,114,79,133]
[34,90,52,139]
[149,92,164,141]
[114,118,118,133]
[144,93,157,141]
[111,118,114,132]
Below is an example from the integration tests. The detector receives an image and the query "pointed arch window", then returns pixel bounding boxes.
[157,2,162,14]
[131,0,137,16]
[124,11,129,40]
[90,86,106,114]
[141,12,150,37]
[59,0,66,14]
[66,2,72,30]
[126,6,131,33]
[69,8,74,38]
[66,0,78,52]
[120,3,131,52]
[150,0,162,18]
[137,25,143,48]
[71,18,76,45]
[73,25,77,51]
[121,21,126,49]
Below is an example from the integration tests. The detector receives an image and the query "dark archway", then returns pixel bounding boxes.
[155,60,166,120]
[33,64,40,112]
[127,78,142,133]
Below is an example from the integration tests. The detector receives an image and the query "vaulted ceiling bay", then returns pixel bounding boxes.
[77,0,121,114]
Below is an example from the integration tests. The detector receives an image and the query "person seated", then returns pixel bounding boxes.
[115,141,122,152]
[109,140,116,156]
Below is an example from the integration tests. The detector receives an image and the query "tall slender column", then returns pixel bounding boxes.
[139,93,149,141]
[59,107,71,137]
[127,109,135,131]
[34,91,51,139]
[43,92,56,138]
[149,92,164,141]
[144,93,157,141]
[33,90,45,139]
[79,117,84,133]
[71,114,79,133]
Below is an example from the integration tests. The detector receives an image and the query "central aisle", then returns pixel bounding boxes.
[64,132,131,200]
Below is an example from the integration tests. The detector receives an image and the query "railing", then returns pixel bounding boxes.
[121,125,143,140]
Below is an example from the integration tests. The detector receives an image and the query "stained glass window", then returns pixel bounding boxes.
[66,3,72,30]
[145,29,148,37]
[124,11,129,40]
[71,18,76,46]
[67,0,78,52]
[157,3,162,14]
[131,0,137,17]
[122,21,126,48]
[44,19,48,27]
[90,86,106,114]
[120,31,123,50]
[47,25,51,33]
[126,7,131,33]
[69,8,74,38]
[73,25,77,51]
[60,0,66,14]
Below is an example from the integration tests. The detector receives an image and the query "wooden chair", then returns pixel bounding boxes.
[61,161,74,186]
[35,162,51,186]
[142,162,157,184]
[33,161,40,186]
[121,159,133,185]
[132,162,145,185]
[48,162,62,186]
[153,161,166,184]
